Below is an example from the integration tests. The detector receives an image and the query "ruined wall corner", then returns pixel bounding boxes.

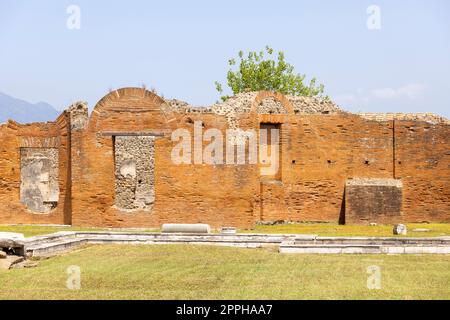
[67,101,88,131]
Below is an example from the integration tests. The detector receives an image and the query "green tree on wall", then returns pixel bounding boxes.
[215,46,327,101]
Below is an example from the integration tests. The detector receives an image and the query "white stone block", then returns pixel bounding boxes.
[162,223,211,234]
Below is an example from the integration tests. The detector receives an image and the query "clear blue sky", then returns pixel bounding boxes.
[1,0,449,117]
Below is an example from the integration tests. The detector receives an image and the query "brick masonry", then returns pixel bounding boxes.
[0,88,448,228]
[345,178,403,224]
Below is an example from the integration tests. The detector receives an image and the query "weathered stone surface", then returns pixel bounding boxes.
[0,250,6,259]
[68,101,88,131]
[0,238,24,248]
[257,97,288,114]
[114,136,155,211]
[393,224,407,235]
[221,227,237,234]
[0,232,24,240]
[357,112,450,125]
[20,147,59,213]
[162,224,211,233]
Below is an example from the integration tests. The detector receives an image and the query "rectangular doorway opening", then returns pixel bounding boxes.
[259,123,281,181]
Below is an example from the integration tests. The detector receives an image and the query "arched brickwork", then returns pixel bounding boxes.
[88,87,179,132]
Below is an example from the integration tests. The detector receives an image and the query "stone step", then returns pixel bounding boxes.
[293,237,450,246]
[26,238,87,257]
[25,233,295,257]
[25,231,77,247]
[280,244,383,254]
[280,243,450,254]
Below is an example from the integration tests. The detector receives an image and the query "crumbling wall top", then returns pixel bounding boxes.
[67,101,88,131]
[346,178,403,187]
[165,91,341,115]
[356,112,450,125]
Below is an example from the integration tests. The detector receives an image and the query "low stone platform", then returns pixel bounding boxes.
[279,236,450,254]
[24,232,300,257]
[21,232,450,257]
[0,233,25,256]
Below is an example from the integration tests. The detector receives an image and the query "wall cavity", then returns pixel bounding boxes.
[20,148,59,213]
[114,136,155,211]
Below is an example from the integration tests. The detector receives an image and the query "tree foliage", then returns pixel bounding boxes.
[215,46,326,101]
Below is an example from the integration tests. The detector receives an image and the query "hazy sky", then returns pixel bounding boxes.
[0,0,449,117]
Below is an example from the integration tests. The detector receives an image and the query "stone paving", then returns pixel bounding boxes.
[14,231,450,258]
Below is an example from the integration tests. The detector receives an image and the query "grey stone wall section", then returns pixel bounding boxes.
[165,92,449,126]
[257,97,288,114]
[20,148,59,213]
[165,92,342,128]
[68,101,88,131]
[114,136,155,211]
[357,112,450,124]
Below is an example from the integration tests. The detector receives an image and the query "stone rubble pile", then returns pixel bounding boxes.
[357,112,450,125]
[165,92,449,127]
[288,96,341,114]
[257,97,288,114]
[165,92,341,128]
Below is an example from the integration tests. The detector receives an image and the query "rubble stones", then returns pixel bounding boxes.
[0,255,25,270]
[166,93,449,128]
[68,101,89,131]
[165,92,342,129]
[393,224,407,235]
[114,136,155,211]
[357,112,450,125]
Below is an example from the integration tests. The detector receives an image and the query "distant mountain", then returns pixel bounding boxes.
[0,92,59,124]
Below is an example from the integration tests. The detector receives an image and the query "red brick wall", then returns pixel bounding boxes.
[0,88,448,228]
[0,113,70,225]
[69,88,257,228]
[395,121,450,222]
[280,113,395,223]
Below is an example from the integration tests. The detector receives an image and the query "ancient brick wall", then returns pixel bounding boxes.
[69,88,257,228]
[345,178,403,224]
[0,88,448,228]
[281,113,396,223]
[0,113,71,224]
[395,121,450,222]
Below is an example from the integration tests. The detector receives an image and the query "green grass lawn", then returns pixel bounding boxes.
[0,244,449,299]
[1,222,449,238]
[0,225,159,237]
